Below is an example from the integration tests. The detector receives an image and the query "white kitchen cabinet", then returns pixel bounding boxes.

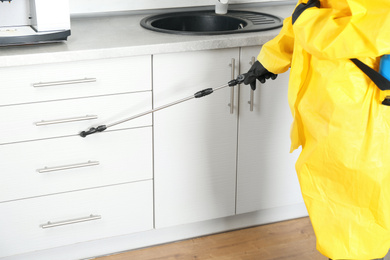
[0,46,304,259]
[236,46,303,214]
[0,55,154,258]
[153,49,240,228]
[153,47,303,228]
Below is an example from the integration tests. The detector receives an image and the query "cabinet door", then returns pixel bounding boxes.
[154,49,239,228]
[236,46,303,214]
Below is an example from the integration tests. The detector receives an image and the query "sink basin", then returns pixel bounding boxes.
[140,10,283,35]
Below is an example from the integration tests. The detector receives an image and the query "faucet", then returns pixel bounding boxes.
[216,0,229,15]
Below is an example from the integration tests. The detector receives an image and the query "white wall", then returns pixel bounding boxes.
[69,0,286,15]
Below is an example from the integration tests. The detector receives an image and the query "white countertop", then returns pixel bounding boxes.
[0,4,295,67]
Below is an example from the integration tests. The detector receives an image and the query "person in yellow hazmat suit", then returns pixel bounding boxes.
[243,0,390,259]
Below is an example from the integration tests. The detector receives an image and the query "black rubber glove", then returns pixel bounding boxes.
[292,0,320,24]
[243,60,277,90]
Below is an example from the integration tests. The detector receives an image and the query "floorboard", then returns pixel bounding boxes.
[96,217,328,260]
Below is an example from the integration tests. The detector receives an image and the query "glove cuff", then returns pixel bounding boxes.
[253,60,270,76]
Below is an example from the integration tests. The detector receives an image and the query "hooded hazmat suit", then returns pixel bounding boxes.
[257,0,390,259]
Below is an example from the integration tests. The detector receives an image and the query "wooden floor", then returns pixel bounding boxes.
[96,217,328,260]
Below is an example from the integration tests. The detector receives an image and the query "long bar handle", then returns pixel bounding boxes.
[40,214,101,229]
[230,58,235,114]
[35,115,98,126]
[248,57,256,112]
[33,78,97,88]
[81,83,231,137]
[106,84,230,129]
[37,160,100,173]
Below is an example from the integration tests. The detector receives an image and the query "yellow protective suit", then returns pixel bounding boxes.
[258,1,390,259]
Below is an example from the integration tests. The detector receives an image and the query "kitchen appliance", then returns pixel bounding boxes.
[0,0,71,46]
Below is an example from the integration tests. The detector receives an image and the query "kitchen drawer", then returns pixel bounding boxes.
[0,180,153,258]
[0,127,152,202]
[0,91,152,144]
[0,56,151,106]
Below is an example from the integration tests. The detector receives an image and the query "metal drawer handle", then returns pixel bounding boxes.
[33,78,97,88]
[37,160,100,173]
[40,214,101,229]
[248,57,256,112]
[229,58,235,114]
[35,115,98,126]
[248,90,254,112]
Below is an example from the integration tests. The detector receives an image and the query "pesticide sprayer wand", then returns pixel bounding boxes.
[79,74,245,138]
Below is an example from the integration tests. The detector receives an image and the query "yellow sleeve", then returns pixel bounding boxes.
[293,1,390,60]
[257,16,295,74]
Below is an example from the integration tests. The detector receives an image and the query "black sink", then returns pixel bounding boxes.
[140,10,283,35]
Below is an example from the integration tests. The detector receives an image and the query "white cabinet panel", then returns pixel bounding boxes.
[0,56,151,106]
[0,180,153,258]
[236,46,303,214]
[0,53,155,259]
[154,49,239,228]
[0,127,152,202]
[0,92,151,144]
